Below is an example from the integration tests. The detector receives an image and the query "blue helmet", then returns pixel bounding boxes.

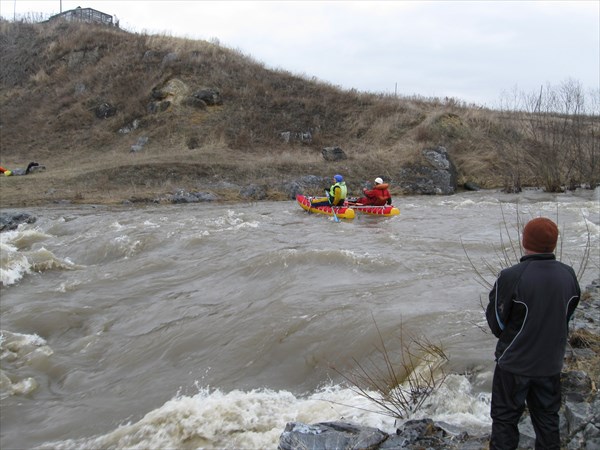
[334,174,343,182]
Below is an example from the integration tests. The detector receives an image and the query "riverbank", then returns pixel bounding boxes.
[278,279,600,449]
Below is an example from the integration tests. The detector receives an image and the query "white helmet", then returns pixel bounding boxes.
[374,177,383,184]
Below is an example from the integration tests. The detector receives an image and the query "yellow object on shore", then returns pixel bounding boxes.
[4,170,12,176]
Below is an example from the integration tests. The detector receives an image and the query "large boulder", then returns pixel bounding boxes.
[149,78,190,112]
[278,421,387,450]
[398,146,458,195]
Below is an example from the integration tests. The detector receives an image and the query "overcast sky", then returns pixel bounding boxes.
[1,0,599,108]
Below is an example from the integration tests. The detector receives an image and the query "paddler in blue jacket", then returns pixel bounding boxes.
[310,174,347,207]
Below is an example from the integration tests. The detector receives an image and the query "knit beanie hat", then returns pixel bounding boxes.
[522,217,559,253]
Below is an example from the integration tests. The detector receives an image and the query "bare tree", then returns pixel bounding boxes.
[330,318,448,420]
[463,204,594,291]
[499,79,599,192]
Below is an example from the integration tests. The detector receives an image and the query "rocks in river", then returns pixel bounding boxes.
[0,212,36,232]
[278,419,490,450]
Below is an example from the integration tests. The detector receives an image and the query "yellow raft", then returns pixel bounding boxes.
[296,194,356,219]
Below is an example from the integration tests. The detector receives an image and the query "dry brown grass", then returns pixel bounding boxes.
[567,324,600,390]
[0,18,598,207]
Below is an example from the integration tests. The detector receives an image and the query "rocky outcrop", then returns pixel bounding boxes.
[278,280,600,450]
[397,146,458,195]
[149,79,222,113]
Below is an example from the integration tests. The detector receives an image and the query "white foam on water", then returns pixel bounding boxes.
[410,374,492,433]
[0,228,80,285]
[0,243,31,286]
[1,231,31,285]
[0,330,53,399]
[37,373,492,450]
[35,386,388,450]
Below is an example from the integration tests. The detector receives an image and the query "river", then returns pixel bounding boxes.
[1,188,598,449]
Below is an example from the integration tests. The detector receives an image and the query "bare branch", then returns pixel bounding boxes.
[330,317,449,420]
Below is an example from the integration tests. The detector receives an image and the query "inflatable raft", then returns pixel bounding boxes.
[346,202,400,217]
[296,194,356,219]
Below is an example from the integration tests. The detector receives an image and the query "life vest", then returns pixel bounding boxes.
[329,182,347,205]
[374,183,390,199]
[362,183,391,205]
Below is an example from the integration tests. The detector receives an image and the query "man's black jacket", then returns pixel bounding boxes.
[486,253,580,377]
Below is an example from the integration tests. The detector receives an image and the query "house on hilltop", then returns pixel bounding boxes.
[48,6,117,27]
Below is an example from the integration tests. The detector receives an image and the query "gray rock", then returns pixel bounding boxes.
[397,146,458,195]
[322,146,347,161]
[281,130,313,144]
[182,97,207,109]
[0,212,36,232]
[142,50,164,63]
[95,102,116,119]
[240,184,267,200]
[190,88,222,106]
[562,371,593,402]
[279,419,490,450]
[119,119,140,134]
[130,136,149,153]
[161,52,178,66]
[464,181,481,191]
[168,190,217,203]
[278,421,387,450]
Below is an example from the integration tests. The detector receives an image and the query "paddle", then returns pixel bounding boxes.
[328,195,340,222]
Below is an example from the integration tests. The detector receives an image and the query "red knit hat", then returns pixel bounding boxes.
[522,217,559,253]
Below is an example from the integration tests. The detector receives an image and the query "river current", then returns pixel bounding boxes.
[1,189,599,449]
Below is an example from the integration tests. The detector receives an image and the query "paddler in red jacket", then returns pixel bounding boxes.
[354,177,392,206]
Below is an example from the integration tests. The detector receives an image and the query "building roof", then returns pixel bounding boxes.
[48,7,114,26]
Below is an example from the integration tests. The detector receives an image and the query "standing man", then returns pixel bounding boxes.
[486,217,580,449]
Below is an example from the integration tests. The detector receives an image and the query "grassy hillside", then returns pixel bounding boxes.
[0,19,598,207]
